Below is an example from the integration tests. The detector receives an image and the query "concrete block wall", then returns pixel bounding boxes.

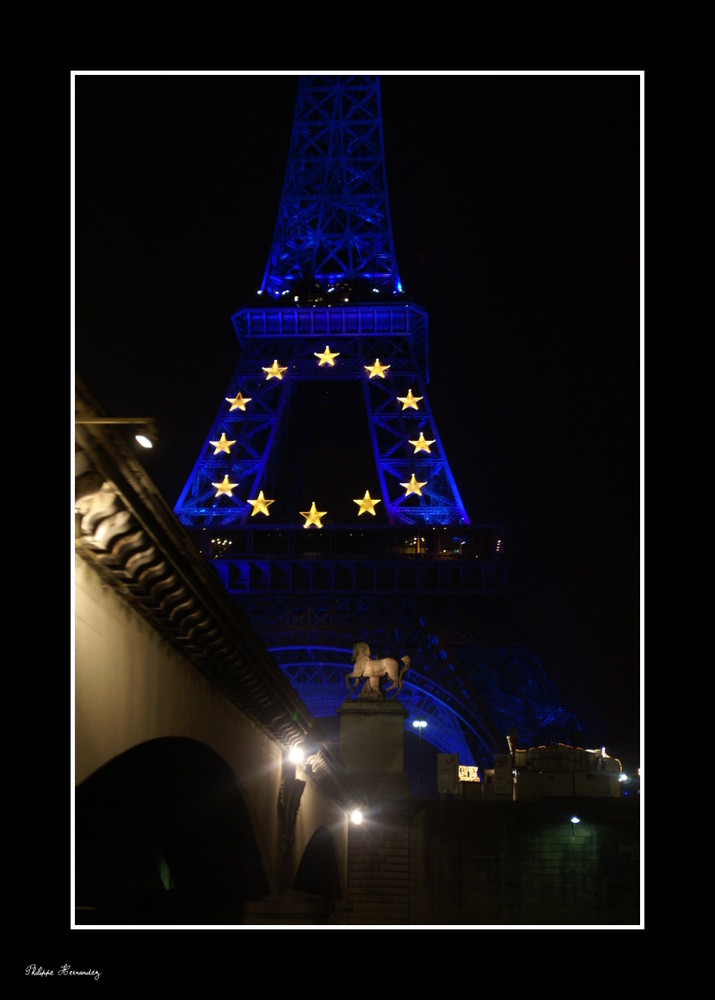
[407,798,640,926]
[336,797,640,926]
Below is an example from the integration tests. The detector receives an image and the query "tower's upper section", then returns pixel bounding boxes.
[260,76,404,302]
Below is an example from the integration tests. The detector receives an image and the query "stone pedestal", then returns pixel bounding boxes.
[338,699,409,801]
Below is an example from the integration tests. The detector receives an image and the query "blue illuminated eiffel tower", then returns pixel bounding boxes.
[174,76,580,772]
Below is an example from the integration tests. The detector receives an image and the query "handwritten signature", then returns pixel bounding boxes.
[26,964,102,980]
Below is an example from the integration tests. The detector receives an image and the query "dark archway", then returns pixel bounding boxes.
[293,825,342,901]
[75,738,269,925]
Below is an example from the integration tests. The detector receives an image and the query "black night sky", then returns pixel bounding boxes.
[73,71,642,776]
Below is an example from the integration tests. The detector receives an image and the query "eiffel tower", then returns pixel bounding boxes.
[174,76,579,772]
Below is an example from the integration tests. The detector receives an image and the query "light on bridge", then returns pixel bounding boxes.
[413,720,427,797]
[75,417,158,449]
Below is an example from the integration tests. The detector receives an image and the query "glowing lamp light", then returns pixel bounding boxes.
[300,502,327,528]
[212,475,238,497]
[262,360,288,380]
[288,746,305,764]
[226,392,251,411]
[397,389,423,410]
[75,417,157,449]
[365,359,390,379]
[570,815,580,825]
[401,474,427,497]
[247,490,275,516]
[353,491,381,516]
[350,809,363,825]
[314,345,340,366]
[211,432,236,455]
[409,433,435,454]
[413,720,427,796]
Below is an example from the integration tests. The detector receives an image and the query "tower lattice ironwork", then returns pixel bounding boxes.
[174,76,580,773]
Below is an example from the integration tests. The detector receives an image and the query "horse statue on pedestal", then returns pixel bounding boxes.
[345,641,411,699]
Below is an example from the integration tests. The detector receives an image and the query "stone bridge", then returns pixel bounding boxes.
[74,378,364,925]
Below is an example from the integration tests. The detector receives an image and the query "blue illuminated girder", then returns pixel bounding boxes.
[206,527,506,596]
[173,305,469,528]
[220,589,509,768]
[362,372,469,526]
[173,346,292,527]
[261,76,402,299]
[170,74,581,779]
[272,646,478,762]
[172,76,519,772]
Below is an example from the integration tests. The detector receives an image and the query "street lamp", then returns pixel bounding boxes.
[506,726,519,800]
[75,417,158,449]
[413,720,427,797]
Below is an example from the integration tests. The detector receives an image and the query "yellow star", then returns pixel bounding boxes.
[397,389,423,410]
[409,432,435,453]
[315,345,340,366]
[212,475,238,497]
[353,490,381,516]
[226,392,251,411]
[300,502,327,528]
[247,490,275,517]
[365,358,390,378]
[262,360,288,380]
[400,474,427,496]
[210,432,236,455]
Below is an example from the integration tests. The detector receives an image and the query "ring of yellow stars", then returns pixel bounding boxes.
[353,490,381,516]
[315,345,340,366]
[226,392,251,411]
[210,432,236,455]
[247,490,275,517]
[300,502,327,528]
[262,360,288,380]
[212,475,238,497]
[365,358,390,378]
[397,389,423,410]
[400,474,427,496]
[409,432,435,453]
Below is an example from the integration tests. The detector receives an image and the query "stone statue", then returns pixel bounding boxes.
[345,641,410,699]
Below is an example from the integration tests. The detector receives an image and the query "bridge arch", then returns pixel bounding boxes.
[75,737,269,924]
[293,825,342,900]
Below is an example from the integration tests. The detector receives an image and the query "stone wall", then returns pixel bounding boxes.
[344,798,640,926]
